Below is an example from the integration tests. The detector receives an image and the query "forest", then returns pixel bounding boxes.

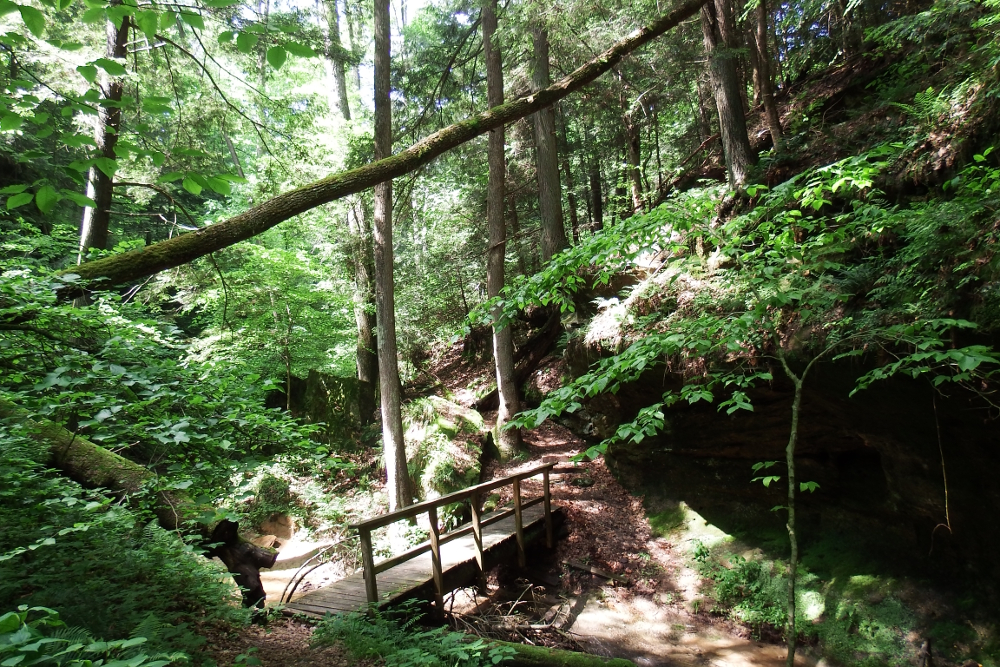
[2,0,1000,663]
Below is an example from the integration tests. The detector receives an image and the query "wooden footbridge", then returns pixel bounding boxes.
[283,463,560,618]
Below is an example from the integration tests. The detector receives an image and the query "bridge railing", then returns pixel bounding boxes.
[350,462,556,608]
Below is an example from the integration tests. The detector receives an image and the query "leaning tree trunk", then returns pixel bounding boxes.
[374,0,412,511]
[0,398,277,608]
[483,0,521,461]
[701,0,756,187]
[531,29,568,263]
[65,0,708,295]
[77,12,129,263]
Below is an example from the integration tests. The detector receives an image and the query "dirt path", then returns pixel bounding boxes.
[484,419,817,667]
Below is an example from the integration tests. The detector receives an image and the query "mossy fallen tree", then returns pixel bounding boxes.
[64,0,706,295]
[492,640,635,667]
[0,397,276,607]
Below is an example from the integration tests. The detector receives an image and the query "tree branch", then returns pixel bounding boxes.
[66,0,708,294]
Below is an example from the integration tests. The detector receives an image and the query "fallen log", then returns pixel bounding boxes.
[63,0,707,295]
[0,397,276,608]
[491,640,635,667]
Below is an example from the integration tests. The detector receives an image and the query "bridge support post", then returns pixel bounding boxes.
[359,527,378,605]
[428,506,445,614]
[513,479,526,568]
[470,492,487,588]
[543,468,553,549]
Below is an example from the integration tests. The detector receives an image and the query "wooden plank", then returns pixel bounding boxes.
[359,528,378,603]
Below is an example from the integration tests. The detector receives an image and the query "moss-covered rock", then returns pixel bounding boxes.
[403,396,484,511]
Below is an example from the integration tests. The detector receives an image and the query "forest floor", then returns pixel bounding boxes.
[199,348,820,666]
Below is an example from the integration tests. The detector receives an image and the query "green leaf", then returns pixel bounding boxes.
[57,0,73,10]
[34,185,60,213]
[206,176,231,195]
[182,177,202,195]
[179,11,204,30]
[136,10,158,38]
[217,30,235,44]
[7,192,34,209]
[93,157,118,178]
[0,184,27,195]
[81,6,105,22]
[62,190,98,208]
[283,41,315,57]
[77,64,98,83]
[235,31,258,53]
[799,481,820,493]
[202,0,240,6]
[266,45,286,69]
[18,5,45,37]
[94,57,127,76]
[0,113,22,131]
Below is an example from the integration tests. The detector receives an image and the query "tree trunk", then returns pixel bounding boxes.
[483,0,521,461]
[625,118,643,215]
[696,72,714,142]
[66,0,708,293]
[77,13,129,263]
[349,201,378,425]
[507,185,527,277]
[324,0,352,121]
[589,160,604,231]
[701,0,756,187]
[0,398,277,608]
[531,29,567,263]
[374,0,412,511]
[755,0,783,150]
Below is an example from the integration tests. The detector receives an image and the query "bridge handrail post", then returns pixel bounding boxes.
[543,468,553,549]
[359,526,378,605]
[513,478,526,568]
[427,506,445,613]
[470,491,484,573]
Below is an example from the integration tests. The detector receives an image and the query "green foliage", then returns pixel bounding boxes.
[0,431,248,657]
[703,555,788,633]
[0,267,323,499]
[0,606,183,667]
[312,603,516,667]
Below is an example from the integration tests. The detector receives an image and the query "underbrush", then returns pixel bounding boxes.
[0,429,249,660]
[312,602,516,667]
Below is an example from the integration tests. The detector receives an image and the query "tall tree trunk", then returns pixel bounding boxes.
[701,0,756,187]
[755,0,783,150]
[327,0,376,427]
[531,29,567,263]
[483,0,521,461]
[624,118,643,215]
[588,160,603,231]
[696,72,714,142]
[67,0,708,293]
[77,14,129,263]
[374,0,412,511]
[324,0,352,120]
[507,185,527,277]
[349,201,378,425]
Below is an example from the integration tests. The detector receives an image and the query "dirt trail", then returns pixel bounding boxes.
[485,419,817,667]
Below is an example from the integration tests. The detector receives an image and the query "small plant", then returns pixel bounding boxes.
[0,606,183,666]
[312,602,516,667]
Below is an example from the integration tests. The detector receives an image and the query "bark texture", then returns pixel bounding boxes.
[483,0,521,461]
[531,29,567,263]
[349,201,378,425]
[374,0,412,511]
[0,398,277,607]
[701,0,756,187]
[77,13,129,262]
[67,0,708,292]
